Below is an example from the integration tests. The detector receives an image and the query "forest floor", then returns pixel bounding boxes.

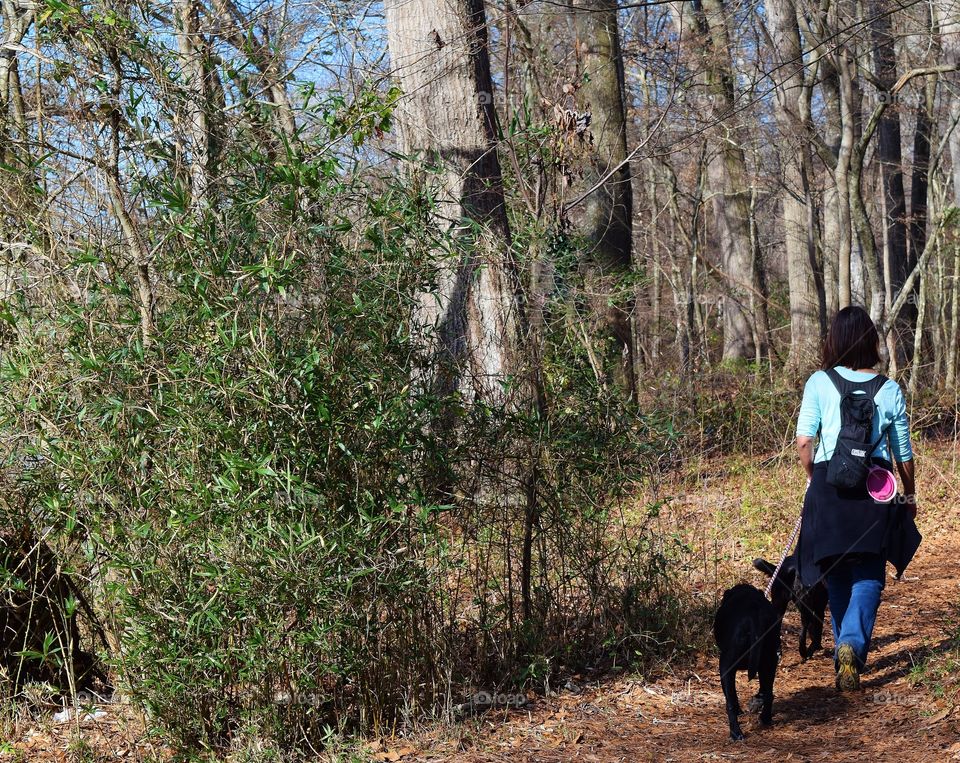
[2,441,959,762]
[411,528,960,762]
[404,438,960,763]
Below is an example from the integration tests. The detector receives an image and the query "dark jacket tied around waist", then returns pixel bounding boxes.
[796,461,921,588]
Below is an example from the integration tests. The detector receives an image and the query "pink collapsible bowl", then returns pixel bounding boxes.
[866,466,897,503]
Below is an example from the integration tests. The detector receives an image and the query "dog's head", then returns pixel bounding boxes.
[752,557,796,618]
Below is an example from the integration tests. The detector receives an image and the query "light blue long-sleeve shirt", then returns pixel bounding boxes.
[796,367,913,464]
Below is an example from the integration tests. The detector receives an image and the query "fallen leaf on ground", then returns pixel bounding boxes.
[373,745,416,761]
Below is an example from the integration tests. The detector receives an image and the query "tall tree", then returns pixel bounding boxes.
[385,0,523,403]
[765,0,822,372]
[569,0,635,393]
[935,0,960,387]
[870,0,911,295]
[669,0,767,362]
[0,0,35,306]
[833,39,859,311]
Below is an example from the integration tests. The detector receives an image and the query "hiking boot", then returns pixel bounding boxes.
[836,643,860,692]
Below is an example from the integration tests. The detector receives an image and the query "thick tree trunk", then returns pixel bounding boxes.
[664,161,701,369]
[646,161,662,363]
[908,0,938,274]
[670,0,763,362]
[703,0,767,361]
[849,157,885,322]
[821,184,841,316]
[766,0,820,372]
[907,75,936,384]
[522,1,635,392]
[385,0,523,404]
[572,0,635,394]
[870,0,911,295]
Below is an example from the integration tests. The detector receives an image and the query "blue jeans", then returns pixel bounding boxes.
[824,553,886,670]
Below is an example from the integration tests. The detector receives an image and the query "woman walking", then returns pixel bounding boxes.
[795,306,917,691]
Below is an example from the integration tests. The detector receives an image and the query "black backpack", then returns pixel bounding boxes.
[824,368,888,489]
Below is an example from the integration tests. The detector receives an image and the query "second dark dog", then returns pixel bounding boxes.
[753,555,829,661]
[714,583,781,740]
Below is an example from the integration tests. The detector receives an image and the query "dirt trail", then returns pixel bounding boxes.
[422,510,960,763]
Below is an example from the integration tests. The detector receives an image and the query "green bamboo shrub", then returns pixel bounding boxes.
[0,96,684,757]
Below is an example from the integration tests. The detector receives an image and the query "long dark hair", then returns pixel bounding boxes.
[822,306,880,370]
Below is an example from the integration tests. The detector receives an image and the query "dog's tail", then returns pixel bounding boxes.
[752,557,776,577]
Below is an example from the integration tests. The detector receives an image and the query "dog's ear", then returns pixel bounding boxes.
[752,558,776,577]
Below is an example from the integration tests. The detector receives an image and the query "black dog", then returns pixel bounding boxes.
[714,583,781,740]
[753,556,829,661]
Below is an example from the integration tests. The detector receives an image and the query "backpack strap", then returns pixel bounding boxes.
[824,367,888,400]
[865,373,891,456]
[864,373,889,399]
[824,366,855,395]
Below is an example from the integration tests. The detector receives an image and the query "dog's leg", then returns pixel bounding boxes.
[808,612,824,654]
[810,596,826,654]
[813,584,829,655]
[799,613,811,661]
[720,657,744,740]
[758,660,775,727]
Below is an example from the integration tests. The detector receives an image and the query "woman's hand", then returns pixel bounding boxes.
[796,436,815,481]
[905,494,918,519]
[896,459,917,518]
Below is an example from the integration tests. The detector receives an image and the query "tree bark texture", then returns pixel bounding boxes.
[670,0,763,362]
[386,0,523,403]
[572,0,635,394]
[175,0,211,206]
[766,0,821,372]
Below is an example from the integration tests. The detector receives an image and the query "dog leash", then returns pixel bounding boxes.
[764,512,803,599]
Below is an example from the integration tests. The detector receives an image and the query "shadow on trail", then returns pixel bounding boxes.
[773,685,852,726]
[868,630,911,650]
[863,635,955,687]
